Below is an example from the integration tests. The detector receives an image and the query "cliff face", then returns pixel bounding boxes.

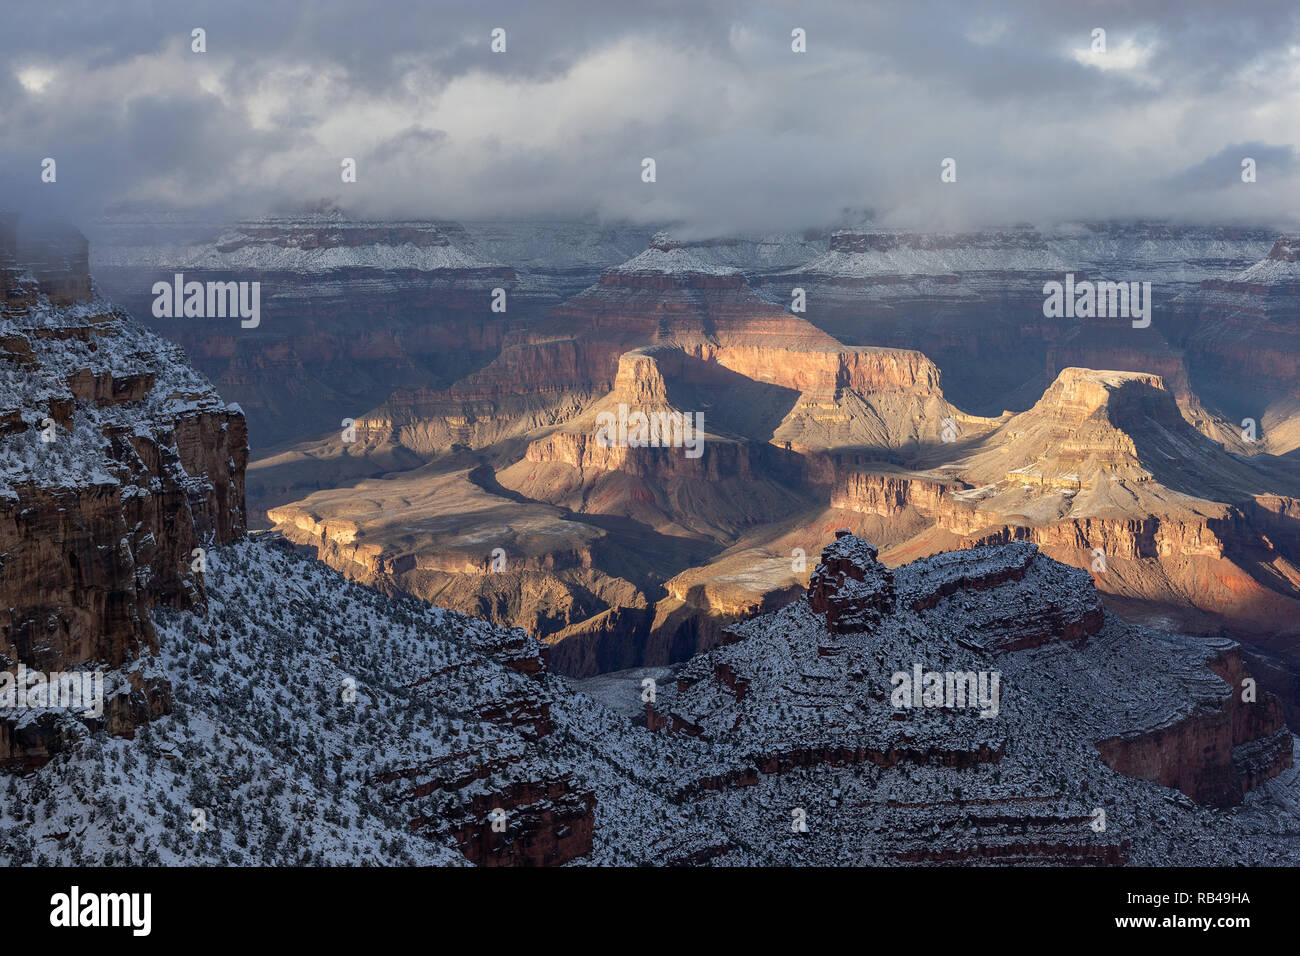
[1094,645,1291,807]
[1182,237,1300,452]
[0,221,247,768]
[771,222,1275,415]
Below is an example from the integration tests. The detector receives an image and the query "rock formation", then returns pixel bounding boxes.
[259,230,1299,683]
[640,533,1291,863]
[0,219,246,768]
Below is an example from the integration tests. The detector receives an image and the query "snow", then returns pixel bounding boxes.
[92,217,505,275]
[789,224,1275,286]
[2,532,1299,866]
[0,289,231,495]
[609,244,742,277]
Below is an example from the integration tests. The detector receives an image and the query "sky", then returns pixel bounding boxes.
[2,0,1299,235]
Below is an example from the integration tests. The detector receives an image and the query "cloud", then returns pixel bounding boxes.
[1166,142,1298,190]
[1,0,1298,233]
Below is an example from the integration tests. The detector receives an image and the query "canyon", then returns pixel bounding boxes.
[3,220,1300,866]
[124,219,1294,693]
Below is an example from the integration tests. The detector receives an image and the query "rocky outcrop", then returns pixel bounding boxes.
[895,540,1039,610]
[414,778,596,867]
[0,221,247,768]
[1095,643,1291,807]
[806,530,896,631]
[823,368,1300,644]
[641,532,1291,864]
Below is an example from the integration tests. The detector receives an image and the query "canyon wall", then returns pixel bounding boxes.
[0,221,247,767]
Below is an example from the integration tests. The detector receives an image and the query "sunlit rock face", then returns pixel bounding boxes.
[235,228,1299,686]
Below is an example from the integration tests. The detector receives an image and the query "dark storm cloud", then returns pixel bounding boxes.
[1,0,1297,233]
[1166,143,1299,190]
[0,0,734,88]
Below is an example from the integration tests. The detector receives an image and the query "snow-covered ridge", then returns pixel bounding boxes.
[1224,237,1300,284]
[0,537,696,866]
[789,226,1276,280]
[602,231,837,277]
[94,219,507,275]
[1,529,1298,865]
[0,289,232,496]
[89,216,828,278]
[88,215,1280,286]
[607,243,743,277]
